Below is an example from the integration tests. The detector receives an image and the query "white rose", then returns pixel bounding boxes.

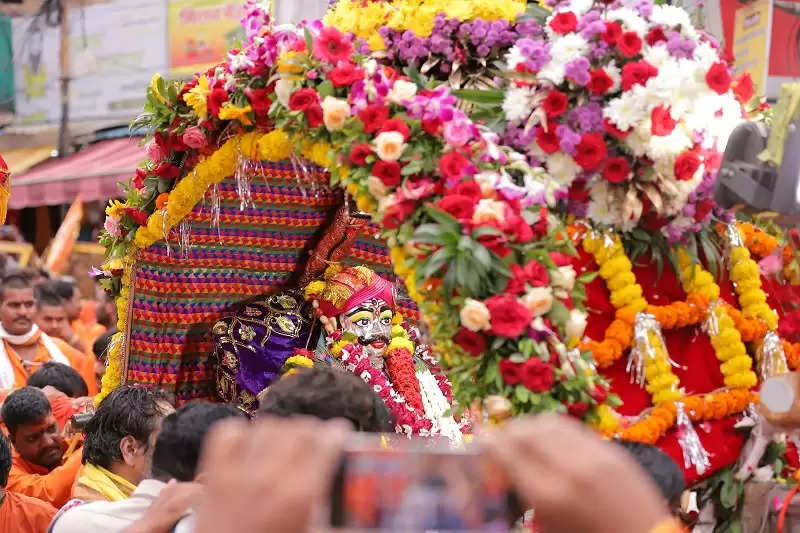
[373,131,406,161]
[459,298,491,332]
[320,96,350,131]
[388,80,418,104]
[551,265,576,291]
[275,79,293,107]
[565,310,588,340]
[472,199,507,226]
[521,287,553,317]
[367,175,389,199]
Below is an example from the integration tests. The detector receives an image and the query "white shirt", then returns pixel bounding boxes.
[49,479,168,533]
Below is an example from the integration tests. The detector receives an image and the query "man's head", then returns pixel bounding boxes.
[28,361,89,398]
[0,272,35,336]
[92,328,116,391]
[615,440,686,507]
[151,402,244,482]
[34,286,68,338]
[94,285,117,329]
[50,280,81,322]
[259,367,393,432]
[82,385,174,486]
[1,387,64,470]
[0,433,11,488]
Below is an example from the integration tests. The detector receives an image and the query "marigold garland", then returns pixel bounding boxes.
[729,243,779,329]
[640,330,682,406]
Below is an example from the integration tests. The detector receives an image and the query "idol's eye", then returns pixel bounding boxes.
[355,318,370,327]
[380,317,392,325]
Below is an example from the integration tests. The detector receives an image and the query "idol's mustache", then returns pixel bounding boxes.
[358,335,390,346]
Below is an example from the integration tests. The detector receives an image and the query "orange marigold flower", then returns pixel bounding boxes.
[155,193,169,210]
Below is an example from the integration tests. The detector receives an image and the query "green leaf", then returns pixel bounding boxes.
[412,224,445,245]
[421,247,451,278]
[519,338,535,358]
[523,2,551,23]
[401,159,423,176]
[404,63,424,88]
[452,89,505,105]
[474,244,491,269]
[719,477,743,510]
[472,225,503,239]
[548,299,570,325]
[514,385,530,404]
[304,27,313,54]
[317,80,334,99]
[424,205,461,232]
[577,271,599,283]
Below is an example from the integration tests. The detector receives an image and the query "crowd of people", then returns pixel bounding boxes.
[0,264,690,532]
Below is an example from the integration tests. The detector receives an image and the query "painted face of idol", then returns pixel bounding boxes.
[339,298,393,370]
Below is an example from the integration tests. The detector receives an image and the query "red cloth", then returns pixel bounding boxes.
[574,248,747,485]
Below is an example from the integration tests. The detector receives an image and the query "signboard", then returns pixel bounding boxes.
[167,0,245,78]
[12,0,167,124]
[732,0,772,97]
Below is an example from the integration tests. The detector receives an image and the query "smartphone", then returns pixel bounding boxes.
[329,434,521,532]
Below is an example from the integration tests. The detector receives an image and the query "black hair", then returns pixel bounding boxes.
[616,440,686,506]
[0,386,52,436]
[93,328,118,363]
[34,284,65,310]
[0,271,33,302]
[0,433,10,486]
[151,402,244,482]
[82,385,170,469]
[49,280,76,301]
[28,361,89,398]
[259,367,394,433]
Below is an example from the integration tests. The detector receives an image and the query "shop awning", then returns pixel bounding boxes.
[2,145,56,175]
[10,137,144,209]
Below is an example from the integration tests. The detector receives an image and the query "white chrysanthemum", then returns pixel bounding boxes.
[604,89,648,131]
[650,5,693,31]
[546,152,581,186]
[587,181,622,227]
[552,33,589,59]
[625,124,650,157]
[647,58,685,103]
[538,60,566,86]
[606,61,622,93]
[505,45,525,71]
[605,8,648,35]
[560,0,593,15]
[705,95,745,149]
[643,44,670,70]
[692,42,720,70]
[502,86,534,122]
[646,128,693,161]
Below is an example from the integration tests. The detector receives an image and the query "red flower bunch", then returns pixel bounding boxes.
[505,260,549,295]
[486,294,534,338]
[454,328,486,357]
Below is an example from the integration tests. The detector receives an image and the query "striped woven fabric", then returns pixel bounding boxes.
[125,162,417,403]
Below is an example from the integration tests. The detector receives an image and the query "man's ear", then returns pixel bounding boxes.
[119,435,141,466]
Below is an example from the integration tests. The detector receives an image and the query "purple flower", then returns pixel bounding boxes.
[590,40,610,60]
[666,31,696,59]
[569,103,604,133]
[477,44,491,57]
[556,125,581,155]
[517,38,551,71]
[632,0,654,16]
[565,57,590,86]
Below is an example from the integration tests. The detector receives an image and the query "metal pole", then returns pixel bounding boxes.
[57,0,70,157]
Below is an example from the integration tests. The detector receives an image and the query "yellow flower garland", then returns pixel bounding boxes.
[641,330,682,405]
[729,242,779,329]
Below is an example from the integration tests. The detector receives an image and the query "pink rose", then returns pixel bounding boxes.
[442,120,472,148]
[182,127,208,149]
[759,253,782,276]
[145,140,167,162]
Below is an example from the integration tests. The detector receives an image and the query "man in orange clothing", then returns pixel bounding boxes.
[0,431,56,532]
[51,280,105,355]
[1,387,82,508]
[0,273,96,395]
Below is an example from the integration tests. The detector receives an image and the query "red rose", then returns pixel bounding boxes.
[437,195,476,222]
[133,168,147,189]
[378,118,411,141]
[439,151,471,180]
[506,214,534,244]
[524,260,550,287]
[358,104,390,133]
[288,88,320,111]
[673,150,702,181]
[304,104,324,128]
[454,328,486,357]
[589,385,608,404]
[548,11,578,34]
[603,117,631,139]
[478,224,511,258]
[498,359,521,386]
[693,198,714,222]
[327,62,364,87]
[602,157,631,184]
[535,126,560,154]
[422,118,443,136]
[617,31,643,58]
[532,206,548,238]
[587,68,614,95]
[567,401,590,418]
[568,179,589,204]
[650,105,676,136]
[452,180,482,202]
[519,358,555,392]
[207,88,229,118]
[125,208,149,226]
[542,89,568,118]
[154,162,180,179]
[349,144,373,166]
[705,62,732,95]
[548,252,572,267]
[245,88,272,116]
[179,78,197,98]
[574,133,607,170]
[646,27,667,45]
[602,21,623,44]
[621,60,658,91]
[372,160,402,186]
[732,73,755,104]
[382,200,416,229]
[485,294,534,338]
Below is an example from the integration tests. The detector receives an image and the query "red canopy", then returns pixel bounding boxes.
[10,138,144,209]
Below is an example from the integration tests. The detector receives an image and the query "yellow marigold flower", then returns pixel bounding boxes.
[387,336,414,354]
[592,404,620,435]
[105,200,127,218]
[285,355,314,368]
[257,129,292,162]
[102,258,124,271]
[392,313,404,325]
[304,280,327,301]
[218,104,253,126]
[277,51,305,74]
[391,325,408,339]
[183,75,210,120]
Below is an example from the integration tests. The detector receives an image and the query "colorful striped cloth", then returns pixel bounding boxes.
[124,162,417,403]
